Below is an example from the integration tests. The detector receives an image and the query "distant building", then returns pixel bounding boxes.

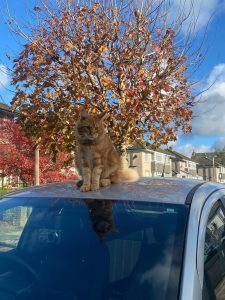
[0,102,16,189]
[167,148,201,179]
[0,102,15,119]
[127,142,174,178]
[192,152,225,183]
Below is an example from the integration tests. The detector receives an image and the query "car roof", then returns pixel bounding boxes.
[1,177,218,205]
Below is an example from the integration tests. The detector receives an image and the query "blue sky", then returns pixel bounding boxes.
[0,0,225,156]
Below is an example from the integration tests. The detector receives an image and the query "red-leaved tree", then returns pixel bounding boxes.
[0,119,78,186]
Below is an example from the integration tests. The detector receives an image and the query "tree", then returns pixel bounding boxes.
[0,119,34,185]
[0,119,78,186]
[8,0,203,155]
[214,148,225,166]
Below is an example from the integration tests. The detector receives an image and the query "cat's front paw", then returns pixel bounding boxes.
[100,179,111,187]
[90,183,100,191]
[80,184,91,192]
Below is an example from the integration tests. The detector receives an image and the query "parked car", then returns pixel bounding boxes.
[0,177,225,300]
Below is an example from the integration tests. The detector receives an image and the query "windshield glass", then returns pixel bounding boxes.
[0,197,189,300]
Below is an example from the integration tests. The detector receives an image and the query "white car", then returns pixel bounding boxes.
[0,177,224,300]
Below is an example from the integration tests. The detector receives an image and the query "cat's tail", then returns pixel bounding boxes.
[111,168,139,183]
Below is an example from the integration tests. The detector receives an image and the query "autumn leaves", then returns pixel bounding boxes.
[10,1,196,157]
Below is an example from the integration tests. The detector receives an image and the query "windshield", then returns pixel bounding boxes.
[0,197,189,300]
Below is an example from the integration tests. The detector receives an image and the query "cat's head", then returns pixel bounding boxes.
[76,111,107,142]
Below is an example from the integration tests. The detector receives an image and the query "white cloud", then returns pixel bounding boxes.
[0,65,10,88]
[170,0,225,32]
[206,64,225,86]
[191,63,225,136]
[166,137,212,156]
[136,0,224,32]
[172,63,225,154]
[173,142,212,157]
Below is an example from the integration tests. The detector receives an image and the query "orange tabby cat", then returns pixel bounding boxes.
[75,111,139,192]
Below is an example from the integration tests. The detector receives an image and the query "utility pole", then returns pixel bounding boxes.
[205,154,217,182]
[212,155,217,182]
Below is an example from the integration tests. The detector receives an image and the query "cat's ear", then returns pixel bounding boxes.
[80,110,89,120]
[99,112,108,121]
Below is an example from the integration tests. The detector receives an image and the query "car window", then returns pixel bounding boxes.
[0,197,189,300]
[0,206,32,252]
[203,200,225,300]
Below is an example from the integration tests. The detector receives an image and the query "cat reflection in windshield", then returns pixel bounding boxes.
[86,199,117,240]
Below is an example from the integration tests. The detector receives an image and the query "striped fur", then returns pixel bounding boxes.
[75,111,139,192]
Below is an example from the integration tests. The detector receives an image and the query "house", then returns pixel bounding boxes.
[127,142,174,177]
[0,102,16,189]
[166,148,202,179]
[0,102,15,120]
[192,152,225,183]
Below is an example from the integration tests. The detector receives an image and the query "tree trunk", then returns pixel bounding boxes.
[34,143,40,185]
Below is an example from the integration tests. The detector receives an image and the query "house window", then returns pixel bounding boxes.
[188,162,195,169]
[129,153,137,167]
[156,153,162,162]
[155,171,163,177]
[165,156,170,165]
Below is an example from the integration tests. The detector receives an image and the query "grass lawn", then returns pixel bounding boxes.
[0,190,9,196]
